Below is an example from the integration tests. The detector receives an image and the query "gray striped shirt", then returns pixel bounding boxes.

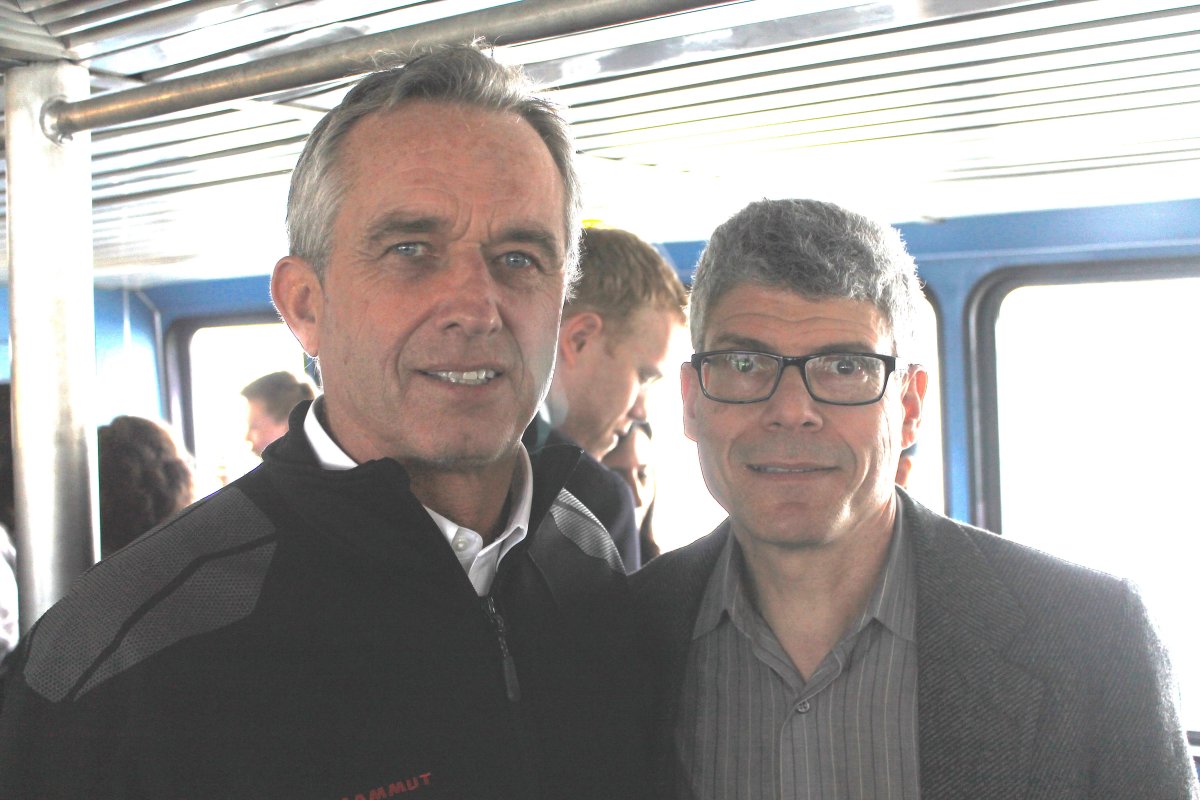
[675,514,919,800]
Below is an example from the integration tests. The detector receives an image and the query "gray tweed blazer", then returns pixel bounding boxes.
[633,490,1199,799]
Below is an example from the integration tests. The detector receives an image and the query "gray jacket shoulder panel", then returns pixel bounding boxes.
[549,489,624,574]
[23,487,278,702]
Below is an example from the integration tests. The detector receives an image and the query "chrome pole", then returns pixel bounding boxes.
[5,62,100,631]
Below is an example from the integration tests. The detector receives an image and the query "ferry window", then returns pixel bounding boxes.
[995,276,1200,733]
[645,324,726,554]
[905,293,944,513]
[188,322,312,498]
[652,292,943,553]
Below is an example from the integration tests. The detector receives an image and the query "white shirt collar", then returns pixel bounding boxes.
[303,398,357,470]
[302,399,533,596]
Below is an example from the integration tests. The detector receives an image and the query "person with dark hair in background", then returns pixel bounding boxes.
[240,370,316,456]
[527,226,686,571]
[635,198,1198,799]
[603,421,659,561]
[97,416,194,558]
[0,45,652,799]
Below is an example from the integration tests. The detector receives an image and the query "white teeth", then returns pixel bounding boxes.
[751,465,820,474]
[429,369,497,386]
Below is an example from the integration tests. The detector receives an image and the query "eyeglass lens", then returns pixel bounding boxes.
[700,352,888,403]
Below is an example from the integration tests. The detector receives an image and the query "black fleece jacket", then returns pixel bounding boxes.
[0,403,654,799]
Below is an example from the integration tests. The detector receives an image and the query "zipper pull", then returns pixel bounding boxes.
[484,596,521,702]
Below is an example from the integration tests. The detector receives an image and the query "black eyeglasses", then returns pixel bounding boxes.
[690,350,905,405]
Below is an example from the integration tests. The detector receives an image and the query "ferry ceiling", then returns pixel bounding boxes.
[2,0,1199,288]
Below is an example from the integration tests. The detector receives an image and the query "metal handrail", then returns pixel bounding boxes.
[43,0,727,140]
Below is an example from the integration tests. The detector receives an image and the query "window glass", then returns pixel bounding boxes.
[189,323,312,498]
[645,326,727,554]
[996,276,1200,733]
[652,293,943,554]
[905,295,944,511]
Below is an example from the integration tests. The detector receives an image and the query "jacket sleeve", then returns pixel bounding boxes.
[0,638,68,797]
[0,626,132,799]
[1088,579,1198,799]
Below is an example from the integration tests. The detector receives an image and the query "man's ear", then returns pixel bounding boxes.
[681,361,700,443]
[271,256,324,357]
[558,311,604,366]
[899,366,928,450]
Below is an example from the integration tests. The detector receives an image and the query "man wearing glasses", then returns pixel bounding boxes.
[635,198,1198,799]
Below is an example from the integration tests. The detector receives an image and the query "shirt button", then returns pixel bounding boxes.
[795,700,811,714]
[453,538,469,551]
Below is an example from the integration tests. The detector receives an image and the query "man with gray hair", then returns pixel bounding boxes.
[0,46,651,799]
[634,198,1197,799]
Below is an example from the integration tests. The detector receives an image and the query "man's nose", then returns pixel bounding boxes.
[762,365,823,429]
[435,251,502,336]
[627,389,649,423]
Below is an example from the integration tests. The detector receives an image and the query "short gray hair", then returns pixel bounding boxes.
[286,44,582,283]
[689,199,923,357]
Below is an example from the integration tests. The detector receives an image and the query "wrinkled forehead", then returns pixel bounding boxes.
[697,281,897,351]
[328,99,566,193]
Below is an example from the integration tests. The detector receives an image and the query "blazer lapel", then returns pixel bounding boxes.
[908,496,1046,800]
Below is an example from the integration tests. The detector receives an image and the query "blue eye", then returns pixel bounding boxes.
[500,252,535,269]
[391,242,428,257]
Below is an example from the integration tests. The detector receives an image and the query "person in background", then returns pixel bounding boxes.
[0,45,652,799]
[97,415,194,558]
[528,226,687,571]
[544,228,686,461]
[240,370,315,456]
[635,198,1198,799]
[602,421,659,561]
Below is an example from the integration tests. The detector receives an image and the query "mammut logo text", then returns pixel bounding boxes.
[340,772,433,800]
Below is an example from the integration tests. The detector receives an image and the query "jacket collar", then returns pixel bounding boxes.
[261,402,584,609]
[267,400,579,538]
